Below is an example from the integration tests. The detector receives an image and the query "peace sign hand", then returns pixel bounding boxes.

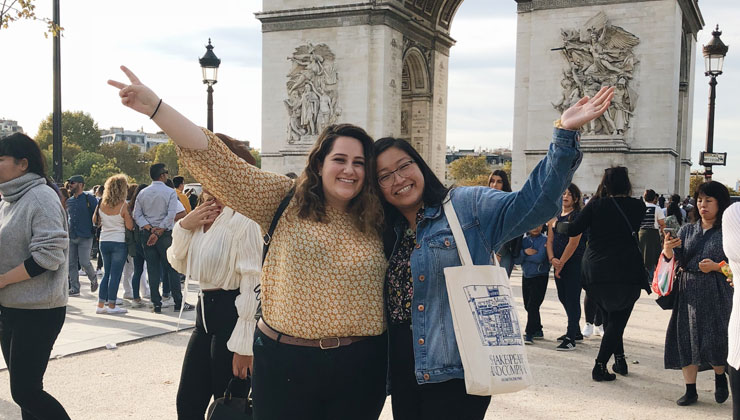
[108,66,161,117]
[559,86,615,131]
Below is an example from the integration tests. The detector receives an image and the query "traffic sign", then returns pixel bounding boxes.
[700,152,727,166]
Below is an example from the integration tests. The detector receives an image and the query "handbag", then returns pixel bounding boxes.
[611,197,651,291]
[442,195,532,396]
[652,253,676,296]
[206,377,252,420]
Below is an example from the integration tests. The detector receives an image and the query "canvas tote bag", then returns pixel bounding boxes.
[442,197,533,396]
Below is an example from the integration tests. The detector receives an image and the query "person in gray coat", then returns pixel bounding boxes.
[0,133,70,420]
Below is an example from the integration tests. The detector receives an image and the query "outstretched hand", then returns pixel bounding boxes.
[559,86,615,131]
[108,66,161,117]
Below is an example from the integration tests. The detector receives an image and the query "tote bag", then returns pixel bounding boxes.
[442,198,533,396]
[652,253,676,297]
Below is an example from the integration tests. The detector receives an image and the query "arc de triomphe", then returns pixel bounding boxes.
[257,0,703,195]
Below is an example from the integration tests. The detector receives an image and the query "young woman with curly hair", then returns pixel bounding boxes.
[92,174,135,314]
[110,66,388,420]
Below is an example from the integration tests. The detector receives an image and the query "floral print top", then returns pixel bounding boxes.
[386,208,425,324]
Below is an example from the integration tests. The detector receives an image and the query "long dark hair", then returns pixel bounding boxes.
[488,169,511,192]
[373,137,449,226]
[667,194,683,225]
[0,133,53,187]
[128,183,149,213]
[693,181,730,228]
[564,183,582,215]
[594,166,632,198]
[293,123,384,235]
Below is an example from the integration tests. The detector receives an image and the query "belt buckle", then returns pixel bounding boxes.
[319,336,341,350]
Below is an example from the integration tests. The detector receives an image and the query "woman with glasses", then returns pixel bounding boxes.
[109,66,388,420]
[374,87,614,419]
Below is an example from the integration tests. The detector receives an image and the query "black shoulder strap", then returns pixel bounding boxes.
[611,197,639,245]
[262,187,295,265]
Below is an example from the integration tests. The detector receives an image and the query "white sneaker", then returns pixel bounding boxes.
[78,269,86,276]
[161,297,174,308]
[581,322,594,338]
[104,298,125,306]
[106,306,128,315]
[123,294,134,300]
[95,306,107,314]
[595,325,605,336]
[130,299,146,308]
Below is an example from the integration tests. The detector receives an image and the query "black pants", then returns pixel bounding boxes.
[389,323,490,420]
[587,284,640,363]
[730,365,740,419]
[176,289,240,420]
[251,324,387,420]
[554,258,582,339]
[140,229,182,308]
[583,292,603,326]
[0,306,70,420]
[522,274,548,334]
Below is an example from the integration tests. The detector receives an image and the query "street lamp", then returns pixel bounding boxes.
[701,25,729,181]
[199,39,221,132]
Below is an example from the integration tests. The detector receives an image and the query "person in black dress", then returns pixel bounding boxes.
[556,167,648,381]
[663,181,733,406]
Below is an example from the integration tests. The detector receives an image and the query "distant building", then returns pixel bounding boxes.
[100,127,251,154]
[0,119,24,137]
[100,128,170,153]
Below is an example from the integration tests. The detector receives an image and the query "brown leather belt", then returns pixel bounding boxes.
[257,319,368,350]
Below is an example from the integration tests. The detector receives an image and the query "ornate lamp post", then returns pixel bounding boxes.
[701,25,729,181]
[199,39,221,132]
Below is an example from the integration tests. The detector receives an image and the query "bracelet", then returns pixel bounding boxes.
[150,99,163,119]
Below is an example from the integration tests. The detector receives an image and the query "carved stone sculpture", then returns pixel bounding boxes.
[285,43,342,144]
[555,12,640,136]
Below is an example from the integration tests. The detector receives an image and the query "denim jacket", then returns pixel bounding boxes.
[514,234,550,278]
[387,128,582,384]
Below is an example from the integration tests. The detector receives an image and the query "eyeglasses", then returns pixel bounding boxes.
[378,160,416,188]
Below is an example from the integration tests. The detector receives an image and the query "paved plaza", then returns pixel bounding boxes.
[0,269,732,419]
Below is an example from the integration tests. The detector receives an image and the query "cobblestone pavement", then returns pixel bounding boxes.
[0,269,732,419]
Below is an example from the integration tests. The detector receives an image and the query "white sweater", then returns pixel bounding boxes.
[167,207,263,356]
[723,203,740,369]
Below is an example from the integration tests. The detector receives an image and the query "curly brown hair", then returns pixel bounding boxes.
[102,174,128,208]
[293,124,384,235]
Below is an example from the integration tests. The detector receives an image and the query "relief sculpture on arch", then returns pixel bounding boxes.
[284,42,342,145]
[553,12,640,137]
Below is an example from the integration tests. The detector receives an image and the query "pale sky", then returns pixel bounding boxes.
[1,0,739,186]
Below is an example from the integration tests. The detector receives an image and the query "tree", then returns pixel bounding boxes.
[689,174,704,197]
[36,111,101,152]
[250,149,261,169]
[1,0,62,35]
[99,141,147,182]
[87,160,122,187]
[153,140,179,175]
[70,151,106,181]
[449,156,490,184]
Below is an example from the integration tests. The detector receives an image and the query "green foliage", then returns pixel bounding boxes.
[449,156,490,184]
[689,174,704,198]
[70,151,106,181]
[250,149,261,169]
[99,142,148,182]
[87,160,122,187]
[36,111,100,152]
[152,140,179,176]
[456,173,491,187]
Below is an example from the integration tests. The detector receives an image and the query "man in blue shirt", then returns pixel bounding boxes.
[66,175,99,296]
[133,163,193,313]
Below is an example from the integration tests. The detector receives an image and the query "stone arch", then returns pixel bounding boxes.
[401,47,432,159]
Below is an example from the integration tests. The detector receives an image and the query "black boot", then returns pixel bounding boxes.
[612,354,628,376]
[716,372,729,403]
[592,360,616,382]
[677,383,698,406]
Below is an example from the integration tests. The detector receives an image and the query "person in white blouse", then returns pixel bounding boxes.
[167,185,263,419]
[723,202,740,419]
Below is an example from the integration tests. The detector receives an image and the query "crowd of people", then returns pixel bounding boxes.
[0,61,737,420]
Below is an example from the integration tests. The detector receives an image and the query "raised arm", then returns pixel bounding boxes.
[109,66,294,231]
[108,66,207,150]
[476,87,614,252]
